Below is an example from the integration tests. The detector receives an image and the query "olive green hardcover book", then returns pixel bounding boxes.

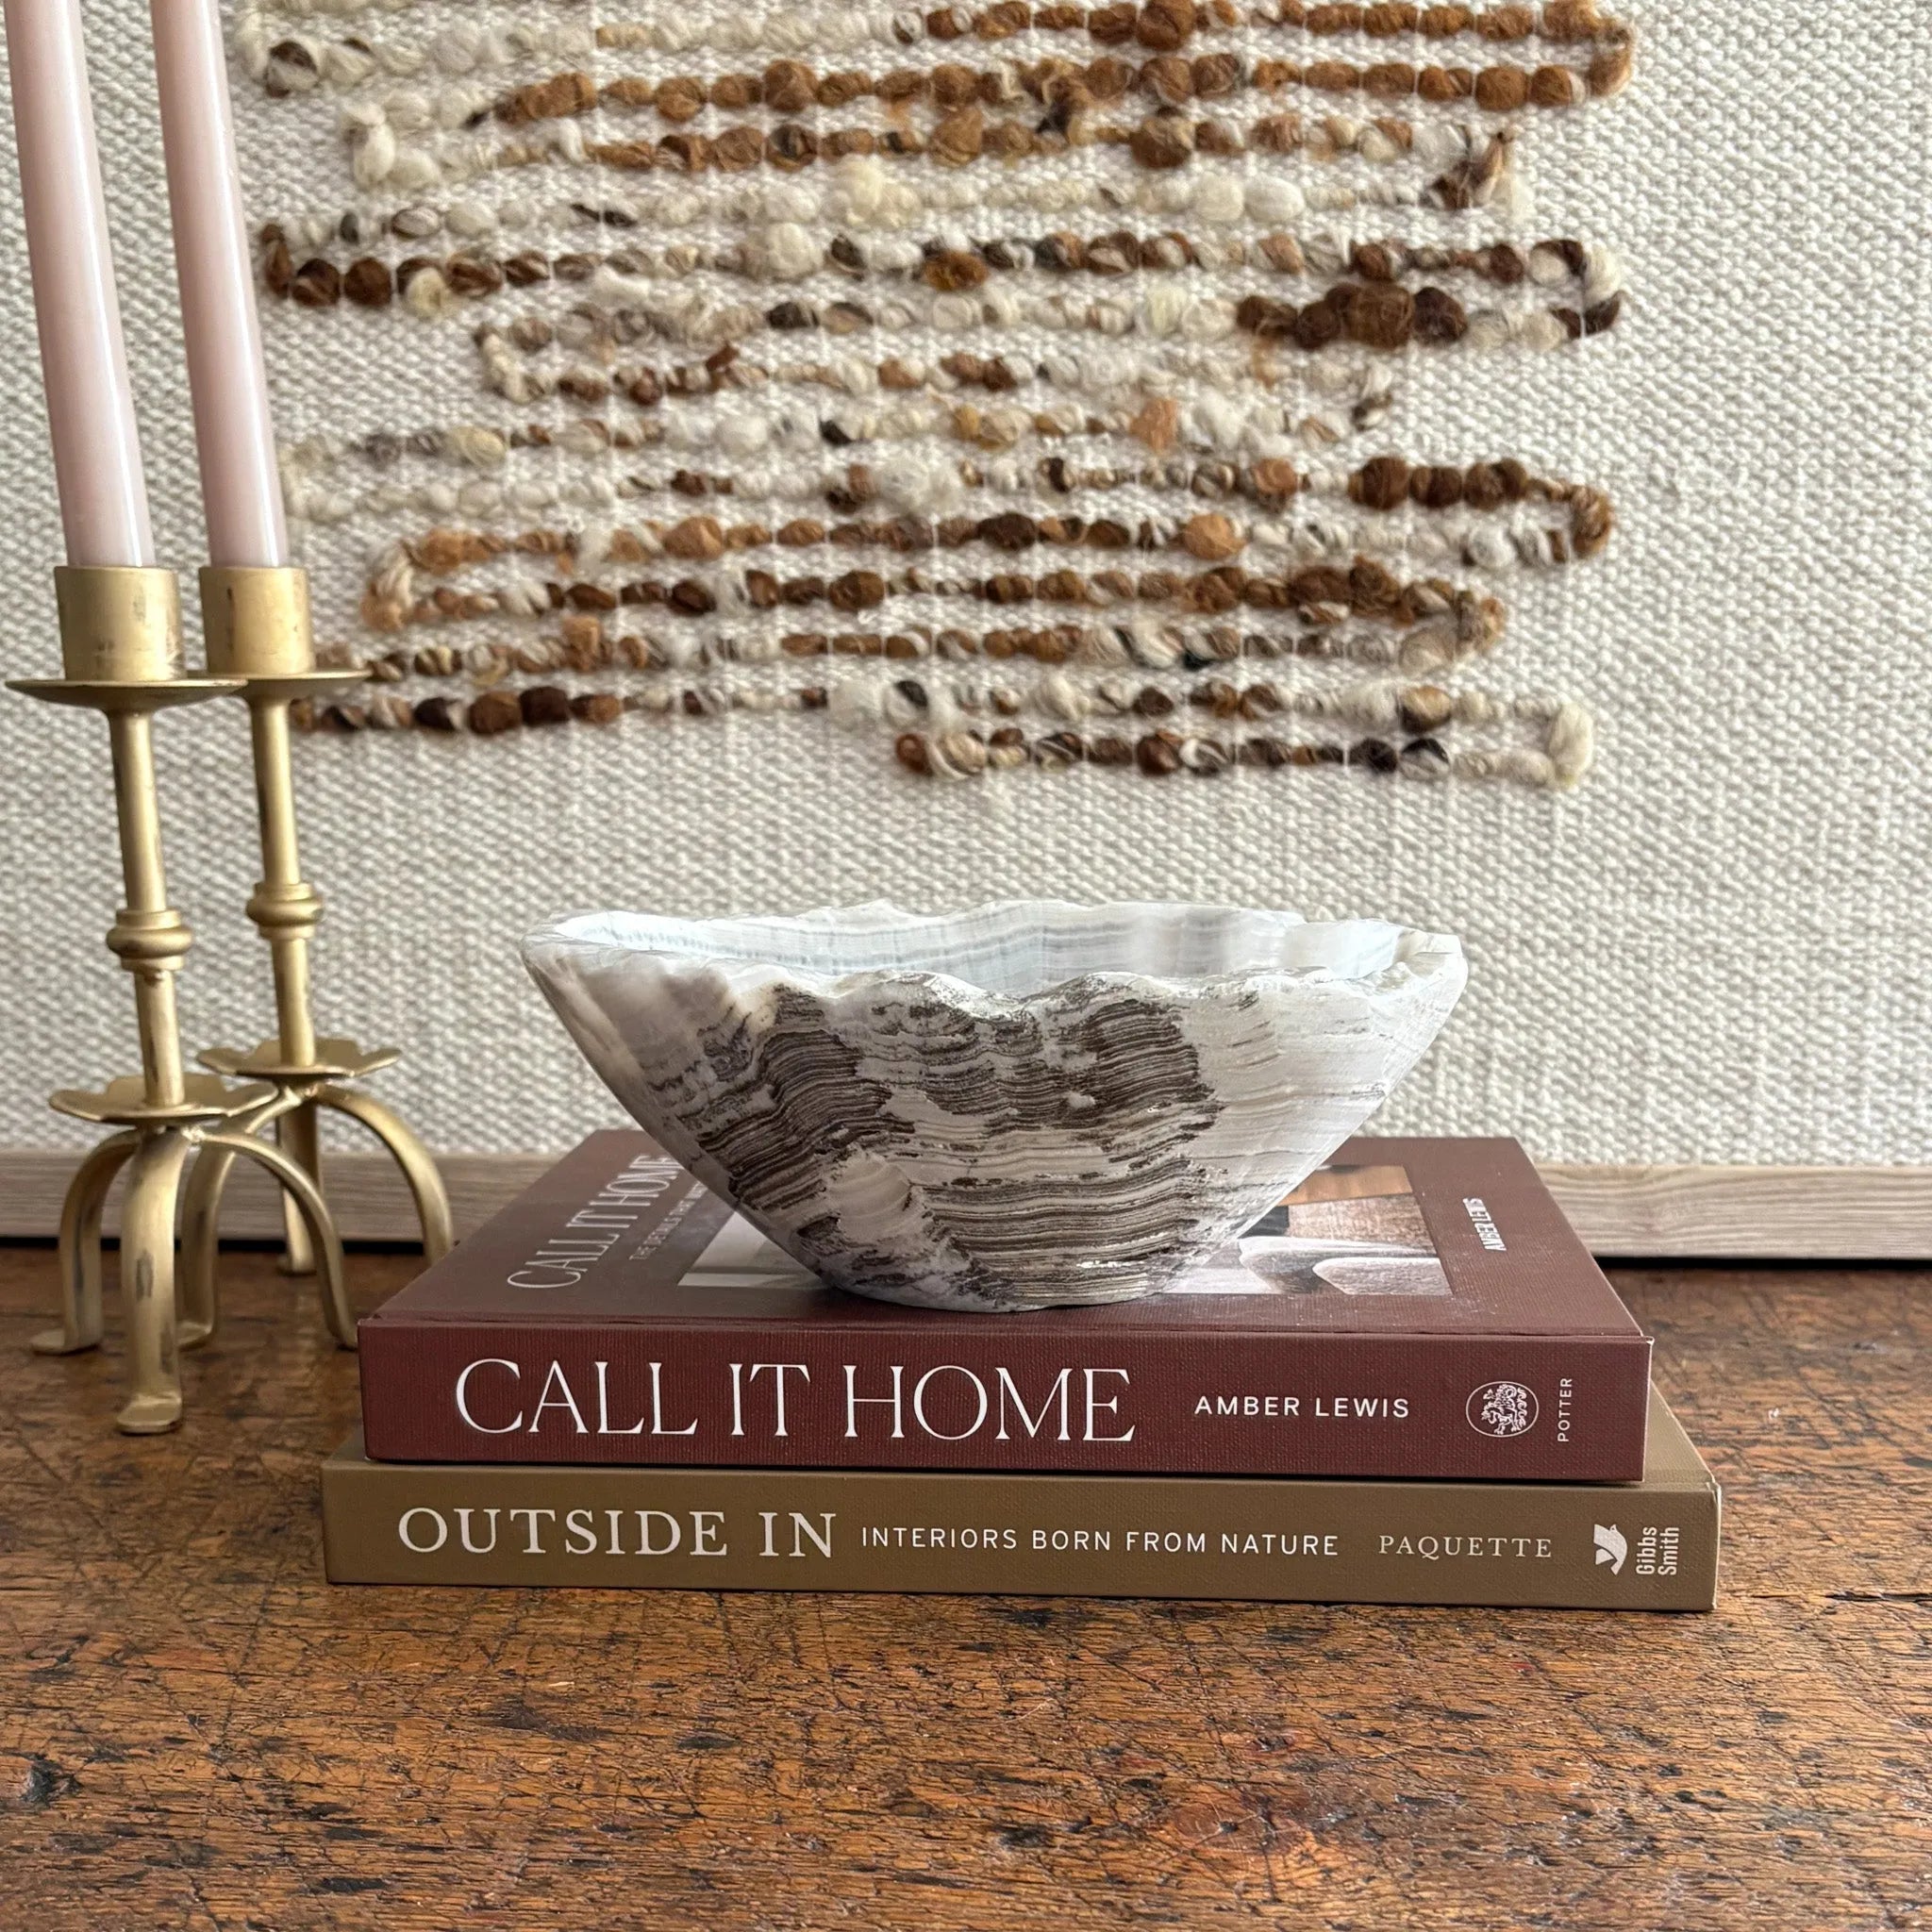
[325,1389,1717,1610]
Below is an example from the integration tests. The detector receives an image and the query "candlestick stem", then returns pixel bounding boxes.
[245,688,322,1266]
[106,707,208,1111]
[249,694,319,1064]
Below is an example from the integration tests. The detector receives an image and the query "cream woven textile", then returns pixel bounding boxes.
[0,0,1925,1161]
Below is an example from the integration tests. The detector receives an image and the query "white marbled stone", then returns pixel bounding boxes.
[521,901,1467,1312]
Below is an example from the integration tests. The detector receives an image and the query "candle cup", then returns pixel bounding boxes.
[8,566,354,1433]
[54,563,183,681]
[200,563,313,675]
[182,565,453,1326]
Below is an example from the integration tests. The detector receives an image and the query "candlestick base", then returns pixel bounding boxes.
[33,1098,355,1432]
[181,1033,451,1327]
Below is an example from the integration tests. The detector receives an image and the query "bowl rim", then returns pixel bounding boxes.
[522,899,1465,1008]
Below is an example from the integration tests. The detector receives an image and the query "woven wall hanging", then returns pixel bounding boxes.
[240,0,1627,788]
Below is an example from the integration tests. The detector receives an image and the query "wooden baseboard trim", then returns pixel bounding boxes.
[1538,1163,1932,1259]
[1,1148,1928,1260]
[0,1149,553,1248]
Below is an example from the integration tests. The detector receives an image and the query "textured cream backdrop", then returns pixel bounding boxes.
[0,2,1926,1162]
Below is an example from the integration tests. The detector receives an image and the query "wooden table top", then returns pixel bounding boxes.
[0,1244,1925,1930]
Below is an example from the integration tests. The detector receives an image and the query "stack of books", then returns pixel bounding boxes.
[325,1133,1720,1609]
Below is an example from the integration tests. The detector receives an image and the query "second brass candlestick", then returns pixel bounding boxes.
[181,565,451,1334]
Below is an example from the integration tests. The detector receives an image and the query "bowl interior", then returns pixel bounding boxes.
[542,902,1443,1000]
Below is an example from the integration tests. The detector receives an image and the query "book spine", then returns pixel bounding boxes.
[323,1457,1718,1610]
[358,1324,1652,1481]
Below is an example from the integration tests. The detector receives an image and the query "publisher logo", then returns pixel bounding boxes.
[1466,1380,1538,1438]
[1593,1524,1627,1575]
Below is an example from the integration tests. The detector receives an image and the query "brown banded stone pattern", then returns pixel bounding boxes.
[239,0,1631,788]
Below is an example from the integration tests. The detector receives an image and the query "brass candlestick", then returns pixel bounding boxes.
[178,564,451,1336]
[10,565,353,1434]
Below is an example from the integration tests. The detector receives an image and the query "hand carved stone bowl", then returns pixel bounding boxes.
[522,901,1467,1313]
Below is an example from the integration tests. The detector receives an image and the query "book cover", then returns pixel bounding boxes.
[325,1390,1716,1611]
[358,1131,1652,1481]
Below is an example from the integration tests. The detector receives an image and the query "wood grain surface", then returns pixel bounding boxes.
[0,1245,1925,1930]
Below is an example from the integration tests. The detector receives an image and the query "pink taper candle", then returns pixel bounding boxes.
[2,0,156,565]
[150,0,288,566]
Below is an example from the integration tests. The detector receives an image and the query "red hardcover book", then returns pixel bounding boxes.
[359,1132,1651,1480]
